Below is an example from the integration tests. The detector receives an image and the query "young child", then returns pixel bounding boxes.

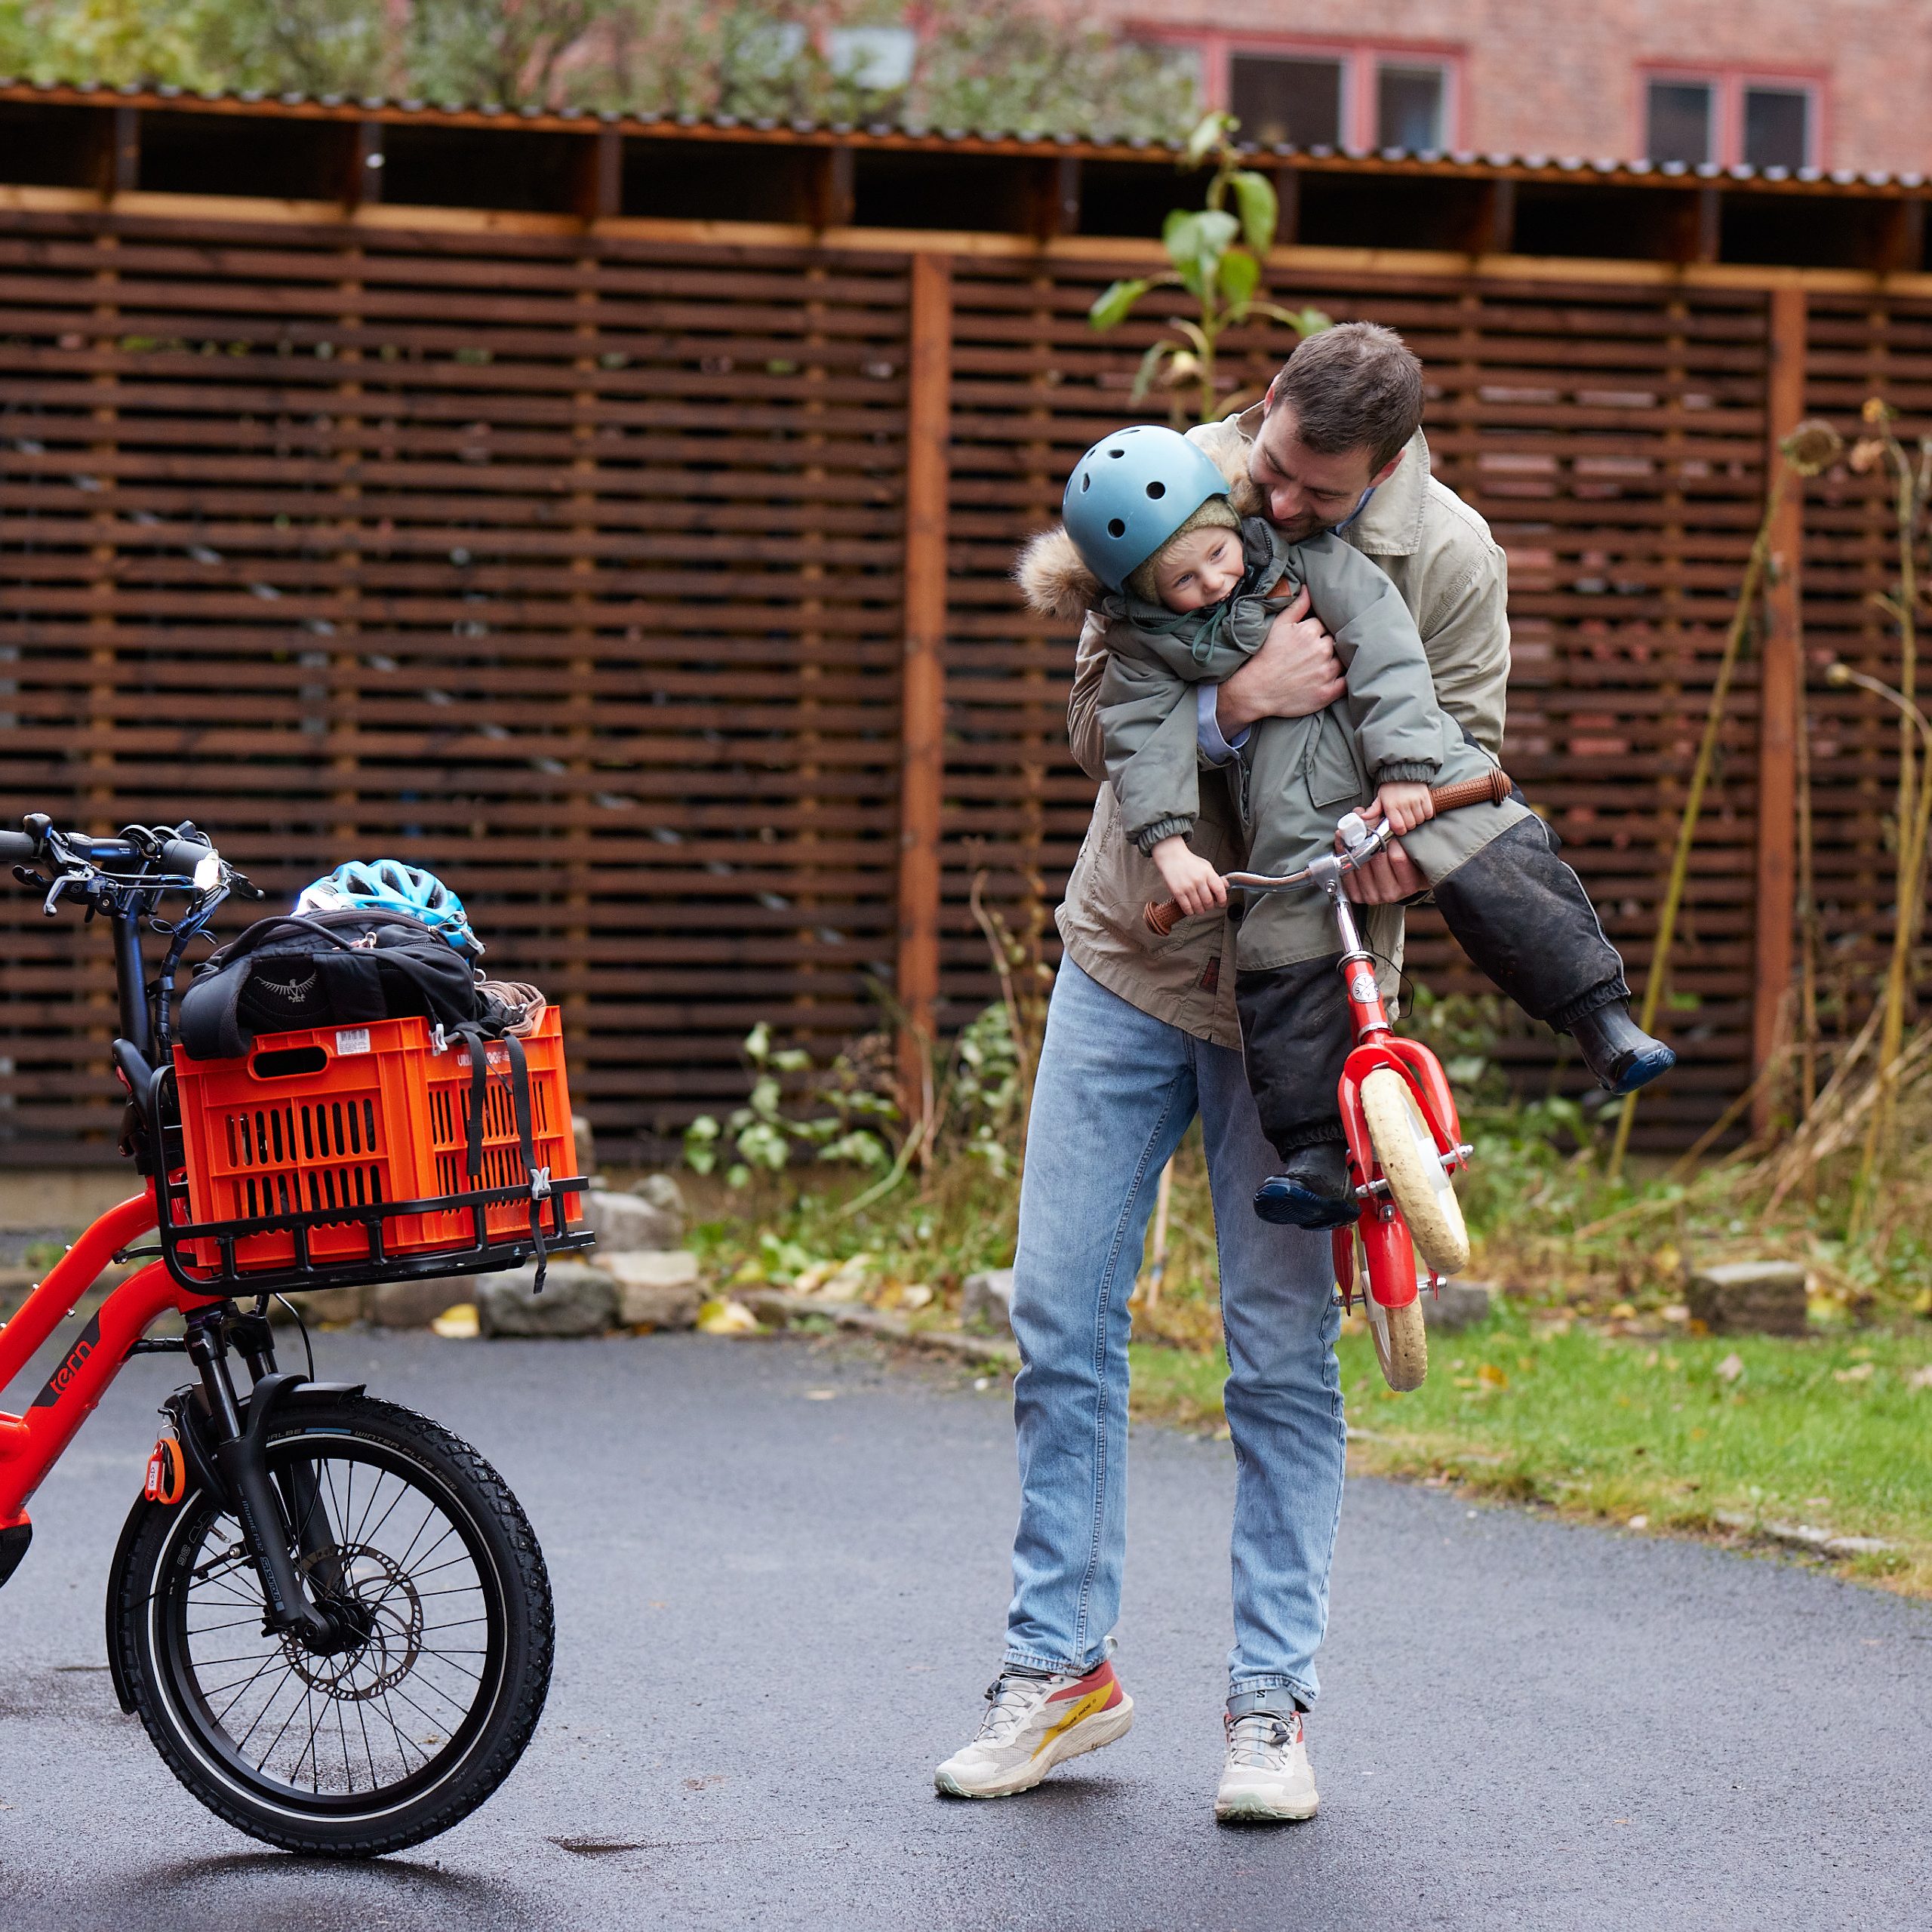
[1019,423,1673,1228]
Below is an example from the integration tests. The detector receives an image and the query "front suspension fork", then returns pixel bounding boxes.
[183,1312,339,1647]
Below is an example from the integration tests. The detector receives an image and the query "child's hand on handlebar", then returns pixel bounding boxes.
[1374,780,1437,837]
[1150,835,1227,918]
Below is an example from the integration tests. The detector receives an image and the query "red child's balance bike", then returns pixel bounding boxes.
[1149,770,1515,1392]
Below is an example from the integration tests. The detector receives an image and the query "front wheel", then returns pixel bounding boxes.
[1360,1066,1470,1276]
[112,1394,552,1857]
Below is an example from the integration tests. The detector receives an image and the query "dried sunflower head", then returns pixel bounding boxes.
[1781,419,1844,476]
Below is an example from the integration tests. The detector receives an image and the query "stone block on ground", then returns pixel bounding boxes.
[584,1189,679,1254]
[1421,1279,1493,1331]
[280,1284,367,1326]
[1687,1260,1807,1337]
[627,1172,687,1230]
[371,1275,478,1329]
[607,1250,702,1328]
[571,1112,596,1180]
[962,1267,1015,1335]
[476,1260,617,1338]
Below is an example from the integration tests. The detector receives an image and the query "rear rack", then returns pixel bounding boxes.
[152,1167,593,1298]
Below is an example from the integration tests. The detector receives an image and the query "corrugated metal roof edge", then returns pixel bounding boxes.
[0,76,1921,196]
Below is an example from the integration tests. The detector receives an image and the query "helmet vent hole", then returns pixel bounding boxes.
[1146,481,1166,499]
[1108,448,1124,459]
[1106,518,1126,538]
[1080,472,1091,492]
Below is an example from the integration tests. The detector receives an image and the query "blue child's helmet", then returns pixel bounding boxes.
[294,859,483,958]
[1061,424,1233,593]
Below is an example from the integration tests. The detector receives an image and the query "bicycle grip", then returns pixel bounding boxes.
[0,829,40,865]
[1143,768,1516,935]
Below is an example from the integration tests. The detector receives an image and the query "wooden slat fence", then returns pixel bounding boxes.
[0,201,1922,1159]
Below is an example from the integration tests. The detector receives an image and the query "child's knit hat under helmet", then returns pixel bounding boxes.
[1062,424,1238,599]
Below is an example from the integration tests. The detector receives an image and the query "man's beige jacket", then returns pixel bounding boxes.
[1055,415,1512,1050]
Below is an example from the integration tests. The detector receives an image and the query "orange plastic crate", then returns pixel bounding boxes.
[171,1008,582,1273]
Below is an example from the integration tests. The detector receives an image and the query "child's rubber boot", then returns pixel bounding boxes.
[1571,1001,1676,1094]
[1254,1143,1358,1229]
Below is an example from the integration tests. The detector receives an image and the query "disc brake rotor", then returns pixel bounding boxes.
[279,1545,424,1700]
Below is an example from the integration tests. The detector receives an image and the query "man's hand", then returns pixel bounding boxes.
[1339,799,1429,904]
[1214,586,1346,738]
[1149,835,1227,918]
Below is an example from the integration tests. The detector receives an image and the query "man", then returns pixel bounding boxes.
[934,324,1513,1822]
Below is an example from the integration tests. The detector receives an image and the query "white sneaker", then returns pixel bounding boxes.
[1214,1708,1319,1822]
[934,1660,1135,1798]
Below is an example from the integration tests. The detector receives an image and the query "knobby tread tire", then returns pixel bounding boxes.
[111,1394,553,1857]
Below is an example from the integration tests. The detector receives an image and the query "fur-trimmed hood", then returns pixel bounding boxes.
[1012,427,1262,622]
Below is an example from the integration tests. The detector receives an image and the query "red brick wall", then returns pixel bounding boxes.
[1110,0,1930,176]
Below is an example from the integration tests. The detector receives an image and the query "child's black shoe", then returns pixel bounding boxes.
[1571,1002,1676,1094]
[1253,1142,1358,1229]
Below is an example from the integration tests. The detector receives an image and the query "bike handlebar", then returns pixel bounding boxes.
[0,817,218,883]
[1143,768,1515,938]
[0,830,36,865]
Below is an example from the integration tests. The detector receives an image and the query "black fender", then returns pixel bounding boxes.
[103,1376,367,1712]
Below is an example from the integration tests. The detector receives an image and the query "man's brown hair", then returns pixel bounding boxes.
[1265,322,1424,472]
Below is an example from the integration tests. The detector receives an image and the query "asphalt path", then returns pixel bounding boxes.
[2,1324,1927,1930]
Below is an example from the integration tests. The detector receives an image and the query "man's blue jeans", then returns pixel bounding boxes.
[1004,959,1346,1712]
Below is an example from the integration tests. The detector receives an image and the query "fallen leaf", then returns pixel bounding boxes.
[804,1389,837,1401]
[1661,1304,1689,1322]
[1610,1302,1638,1320]
[1833,1361,1875,1383]
[696,1297,761,1335]
[900,1282,934,1311]
[430,1303,478,1339]
[1909,1366,1932,1390]
[1627,1515,1649,1530]
[1715,1352,1745,1383]
[1476,1363,1509,1389]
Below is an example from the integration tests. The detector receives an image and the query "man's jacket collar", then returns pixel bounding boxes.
[1229,405,1431,560]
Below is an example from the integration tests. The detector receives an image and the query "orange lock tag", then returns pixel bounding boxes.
[143,1435,186,1506]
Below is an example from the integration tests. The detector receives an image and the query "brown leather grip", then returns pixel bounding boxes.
[1142,768,1514,934]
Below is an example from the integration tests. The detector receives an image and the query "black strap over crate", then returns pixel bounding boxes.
[448,1023,552,1293]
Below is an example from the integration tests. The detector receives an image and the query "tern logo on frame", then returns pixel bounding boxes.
[28,1314,101,1409]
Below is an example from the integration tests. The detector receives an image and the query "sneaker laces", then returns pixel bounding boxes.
[974,1674,1046,1746]
[1225,1711,1299,1769]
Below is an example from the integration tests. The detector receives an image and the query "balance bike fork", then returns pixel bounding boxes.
[1358,1208,1420,1310]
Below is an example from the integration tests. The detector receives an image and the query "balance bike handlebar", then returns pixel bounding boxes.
[1143,768,1515,938]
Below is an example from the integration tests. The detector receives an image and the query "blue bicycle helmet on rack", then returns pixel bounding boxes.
[294,859,483,959]
[1061,423,1233,593]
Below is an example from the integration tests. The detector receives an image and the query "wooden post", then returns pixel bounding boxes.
[897,254,953,1118]
[1752,287,1807,1131]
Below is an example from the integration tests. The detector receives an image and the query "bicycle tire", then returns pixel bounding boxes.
[1360,1066,1470,1277]
[111,1393,552,1857]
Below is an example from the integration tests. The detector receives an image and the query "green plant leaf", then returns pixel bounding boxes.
[1184,109,1231,168]
[1229,170,1278,253]
[1217,246,1261,316]
[1130,338,1176,403]
[1251,302,1333,337]
[1088,277,1152,331]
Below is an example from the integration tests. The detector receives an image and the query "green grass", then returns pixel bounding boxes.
[1128,1306,1932,1593]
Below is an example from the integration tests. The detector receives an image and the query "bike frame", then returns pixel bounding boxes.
[1304,848,1466,1318]
[0,1187,221,1534]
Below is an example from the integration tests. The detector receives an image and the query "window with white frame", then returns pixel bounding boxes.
[1643,72,1818,171]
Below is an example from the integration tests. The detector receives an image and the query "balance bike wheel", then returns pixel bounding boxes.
[1366,1292,1429,1393]
[1360,1066,1470,1277]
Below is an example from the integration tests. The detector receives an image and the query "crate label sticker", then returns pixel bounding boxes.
[335,1027,372,1057]
[454,1048,509,1071]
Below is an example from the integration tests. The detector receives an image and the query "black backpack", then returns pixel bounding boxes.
[177,908,500,1062]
